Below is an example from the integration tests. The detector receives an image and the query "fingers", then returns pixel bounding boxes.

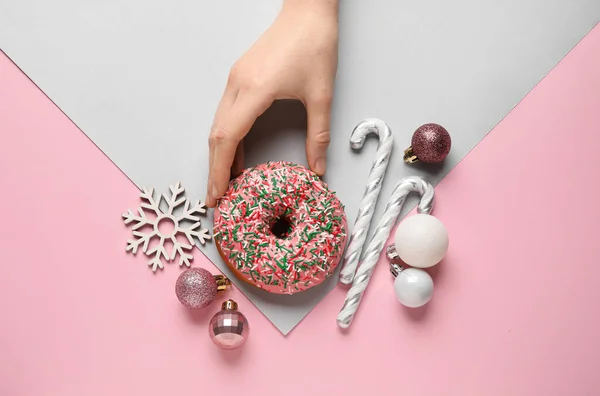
[208,91,271,206]
[231,141,245,178]
[305,94,333,176]
[206,85,237,207]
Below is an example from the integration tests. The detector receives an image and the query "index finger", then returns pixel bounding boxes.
[209,91,271,202]
[206,85,238,207]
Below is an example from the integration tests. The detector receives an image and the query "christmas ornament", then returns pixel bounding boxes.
[393,213,449,268]
[403,123,451,164]
[122,182,211,272]
[337,176,435,328]
[384,209,449,308]
[209,300,249,350]
[339,118,394,285]
[175,268,231,308]
[387,246,434,308]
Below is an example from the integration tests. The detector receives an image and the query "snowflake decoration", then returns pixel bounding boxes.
[122,182,211,272]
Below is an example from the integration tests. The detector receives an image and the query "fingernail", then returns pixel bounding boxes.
[315,158,326,175]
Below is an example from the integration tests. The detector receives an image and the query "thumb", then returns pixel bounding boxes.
[305,96,332,176]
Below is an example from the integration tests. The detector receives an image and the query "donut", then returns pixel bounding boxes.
[213,161,348,295]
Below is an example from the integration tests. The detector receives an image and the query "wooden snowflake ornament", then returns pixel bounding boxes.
[122,182,211,272]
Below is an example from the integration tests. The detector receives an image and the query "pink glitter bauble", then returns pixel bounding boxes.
[175,268,217,308]
[411,123,451,163]
[209,300,249,350]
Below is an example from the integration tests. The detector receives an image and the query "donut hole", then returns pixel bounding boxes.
[270,216,292,239]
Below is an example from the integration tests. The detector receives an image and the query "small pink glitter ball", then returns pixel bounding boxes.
[209,300,249,350]
[175,268,217,308]
[411,123,452,163]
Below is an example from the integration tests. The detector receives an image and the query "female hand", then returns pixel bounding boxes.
[206,0,339,207]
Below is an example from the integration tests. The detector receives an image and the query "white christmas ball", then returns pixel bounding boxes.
[394,213,449,268]
[394,268,434,308]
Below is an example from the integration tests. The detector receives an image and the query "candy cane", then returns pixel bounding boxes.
[339,118,394,285]
[336,176,434,329]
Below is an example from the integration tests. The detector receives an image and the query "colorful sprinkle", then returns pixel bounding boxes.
[213,161,348,294]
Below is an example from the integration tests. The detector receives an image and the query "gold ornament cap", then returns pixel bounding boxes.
[403,146,419,164]
[213,275,231,292]
[221,299,238,311]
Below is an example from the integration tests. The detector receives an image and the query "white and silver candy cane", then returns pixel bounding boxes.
[337,176,449,329]
[339,118,393,285]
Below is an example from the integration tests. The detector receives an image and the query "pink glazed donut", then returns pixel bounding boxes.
[213,161,348,295]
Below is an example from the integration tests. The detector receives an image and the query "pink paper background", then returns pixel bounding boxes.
[1,25,600,395]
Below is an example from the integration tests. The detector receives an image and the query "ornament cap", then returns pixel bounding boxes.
[387,245,406,277]
[386,244,400,260]
[403,146,419,164]
[221,299,238,311]
[214,275,231,292]
[390,263,405,278]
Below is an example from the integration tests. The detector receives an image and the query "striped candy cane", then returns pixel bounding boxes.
[337,176,434,329]
[339,119,394,285]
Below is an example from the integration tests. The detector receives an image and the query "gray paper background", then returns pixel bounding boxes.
[1,0,598,334]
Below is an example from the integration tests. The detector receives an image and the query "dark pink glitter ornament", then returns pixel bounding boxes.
[404,123,451,164]
[175,268,231,309]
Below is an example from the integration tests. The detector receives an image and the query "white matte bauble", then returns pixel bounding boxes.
[394,213,448,268]
[394,268,434,308]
